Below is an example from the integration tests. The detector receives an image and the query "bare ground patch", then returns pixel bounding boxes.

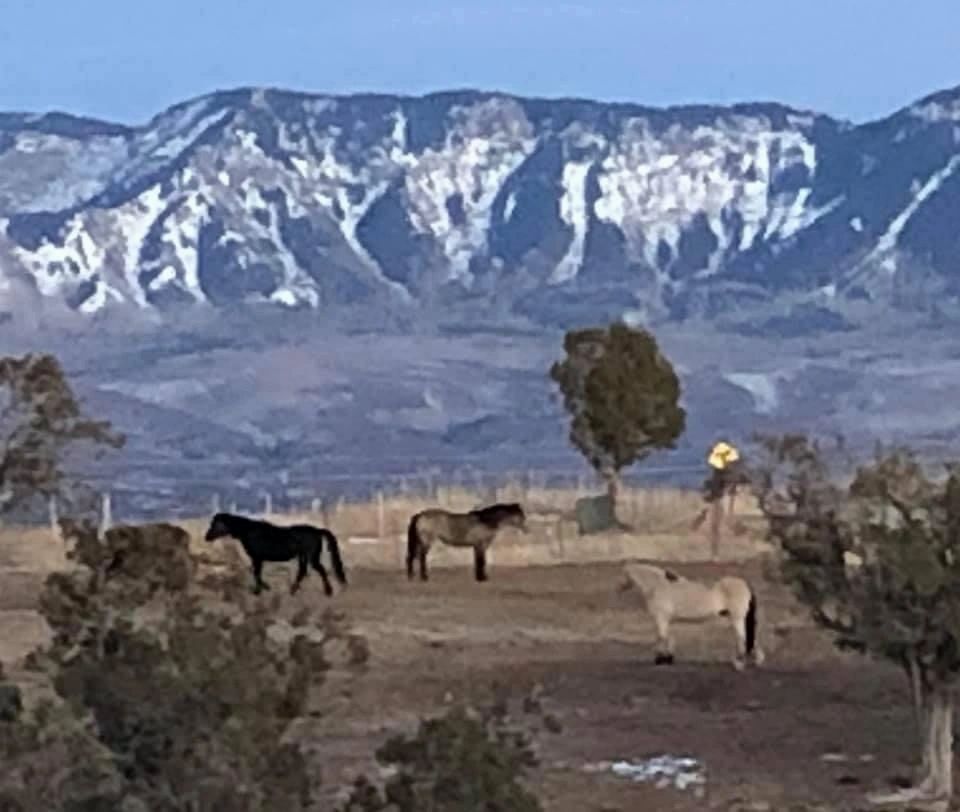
[0,521,919,811]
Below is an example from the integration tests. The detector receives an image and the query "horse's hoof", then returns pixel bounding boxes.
[752,649,766,667]
[654,653,674,666]
[732,658,746,672]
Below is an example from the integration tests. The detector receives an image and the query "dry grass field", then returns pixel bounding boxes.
[0,485,921,810]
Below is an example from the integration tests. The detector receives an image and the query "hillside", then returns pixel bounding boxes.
[2,85,960,514]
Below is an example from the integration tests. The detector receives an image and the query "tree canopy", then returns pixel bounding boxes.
[0,353,123,517]
[753,434,960,808]
[549,323,685,496]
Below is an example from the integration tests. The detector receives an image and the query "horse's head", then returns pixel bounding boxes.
[204,513,233,542]
[471,502,528,532]
[499,503,528,533]
[506,503,527,531]
[620,563,661,600]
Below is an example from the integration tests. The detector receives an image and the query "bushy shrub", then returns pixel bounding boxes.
[339,697,547,812]
[1,520,367,811]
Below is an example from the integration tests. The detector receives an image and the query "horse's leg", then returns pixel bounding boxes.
[473,545,488,582]
[653,611,675,665]
[309,546,334,596]
[418,541,430,581]
[251,558,269,594]
[291,554,309,595]
[730,612,748,671]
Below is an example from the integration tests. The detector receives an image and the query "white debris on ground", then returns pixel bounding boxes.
[820,752,875,763]
[582,754,706,792]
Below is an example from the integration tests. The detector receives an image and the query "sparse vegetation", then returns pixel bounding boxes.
[338,700,545,812]
[549,324,686,514]
[7,343,957,810]
[0,353,123,519]
[1,519,368,811]
[754,434,960,810]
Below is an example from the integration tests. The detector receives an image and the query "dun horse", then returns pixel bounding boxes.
[406,502,527,582]
[618,562,763,671]
[204,512,347,596]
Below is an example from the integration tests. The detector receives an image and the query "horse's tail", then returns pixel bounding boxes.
[406,514,421,579]
[324,530,348,585]
[745,589,758,655]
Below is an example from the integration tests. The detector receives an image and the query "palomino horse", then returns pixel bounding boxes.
[618,562,764,671]
[204,512,347,596]
[406,502,527,582]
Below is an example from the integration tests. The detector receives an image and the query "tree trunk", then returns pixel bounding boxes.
[604,470,621,522]
[709,497,723,561]
[603,471,620,513]
[907,656,930,772]
[923,687,953,802]
[869,682,953,811]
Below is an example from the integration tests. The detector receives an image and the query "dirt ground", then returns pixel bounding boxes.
[0,534,923,811]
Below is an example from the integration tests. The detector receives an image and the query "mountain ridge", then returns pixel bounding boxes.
[3,82,959,331]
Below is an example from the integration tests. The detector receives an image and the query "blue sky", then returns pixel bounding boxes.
[2,0,957,125]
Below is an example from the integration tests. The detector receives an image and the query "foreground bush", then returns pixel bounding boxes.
[755,436,960,811]
[339,700,545,812]
[0,520,367,811]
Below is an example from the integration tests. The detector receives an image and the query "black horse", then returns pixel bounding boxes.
[204,512,347,596]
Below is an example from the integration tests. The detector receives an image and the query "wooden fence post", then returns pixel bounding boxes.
[709,498,723,561]
[99,492,112,537]
[377,490,385,541]
[472,469,484,500]
[48,494,61,541]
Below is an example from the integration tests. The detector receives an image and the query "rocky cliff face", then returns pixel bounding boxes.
[3,85,959,331]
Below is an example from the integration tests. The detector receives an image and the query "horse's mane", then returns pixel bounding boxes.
[623,562,685,592]
[468,502,524,527]
[212,512,275,531]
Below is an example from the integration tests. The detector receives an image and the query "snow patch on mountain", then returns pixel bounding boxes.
[553,160,593,283]
[725,372,779,414]
[848,152,960,285]
[0,131,129,212]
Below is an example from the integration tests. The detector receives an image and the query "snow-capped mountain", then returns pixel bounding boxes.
[6,84,960,516]
[3,84,960,328]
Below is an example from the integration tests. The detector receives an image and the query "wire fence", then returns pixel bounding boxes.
[57,462,711,527]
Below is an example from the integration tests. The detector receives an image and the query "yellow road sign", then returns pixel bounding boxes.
[708,441,740,470]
